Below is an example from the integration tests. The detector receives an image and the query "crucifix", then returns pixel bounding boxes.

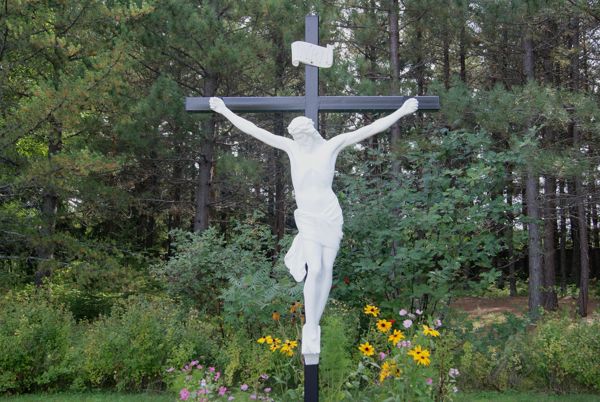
[186,14,439,402]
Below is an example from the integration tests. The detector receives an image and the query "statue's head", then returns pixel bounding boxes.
[287,116,321,142]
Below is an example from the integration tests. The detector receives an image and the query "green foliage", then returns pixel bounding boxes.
[154,219,302,330]
[335,128,508,314]
[530,316,600,392]
[0,294,74,394]
[320,312,355,401]
[76,297,220,391]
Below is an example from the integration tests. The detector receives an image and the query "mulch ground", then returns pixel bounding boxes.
[450,296,599,319]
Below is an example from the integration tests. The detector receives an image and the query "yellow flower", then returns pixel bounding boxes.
[416,352,431,366]
[363,304,380,317]
[423,325,440,337]
[257,337,266,344]
[264,335,274,345]
[358,341,375,357]
[388,329,405,344]
[269,338,282,352]
[376,319,392,333]
[379,361,401,382]
[408,345,431,366]
[279,346,294,357]
[283,339,298,349]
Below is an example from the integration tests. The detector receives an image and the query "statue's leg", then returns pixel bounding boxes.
[315,246,336,321]
[302,239,323,355]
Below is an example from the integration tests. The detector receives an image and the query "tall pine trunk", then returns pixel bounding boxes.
[523,24,543,317]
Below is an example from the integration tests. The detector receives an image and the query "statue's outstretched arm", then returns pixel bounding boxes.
[209,97,293,152]
[328,98,418,152]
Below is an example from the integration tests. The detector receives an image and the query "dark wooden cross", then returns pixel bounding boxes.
[185,13,439,402]
[186,15,440,129]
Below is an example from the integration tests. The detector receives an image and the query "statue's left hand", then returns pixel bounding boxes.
[209,97,228,114]
[401,98,419,115]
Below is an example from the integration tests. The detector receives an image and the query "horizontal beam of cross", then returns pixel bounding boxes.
[185,95,440,113]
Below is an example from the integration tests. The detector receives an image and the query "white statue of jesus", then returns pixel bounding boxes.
[209,97,418,364]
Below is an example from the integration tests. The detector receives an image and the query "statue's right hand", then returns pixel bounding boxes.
[209,97,227,113]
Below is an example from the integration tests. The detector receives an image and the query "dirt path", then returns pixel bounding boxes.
[451,296,599,318]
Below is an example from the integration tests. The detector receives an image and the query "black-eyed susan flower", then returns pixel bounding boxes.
[388,329,405,344]
[280,340,298,357]
[359,341,375,357]
[379,361,401,382]
[264,335,274,345]
[423,324,440,337]
[269,338,282,352]
[408,345,431,366]
[363,304,380,317]
[257,337,266,344]
[376,319,392,333]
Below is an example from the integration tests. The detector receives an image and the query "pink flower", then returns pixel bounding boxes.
[415,309,423,315]
[240,384,249,391]
[250,394,257,400]
[228,397,235,401]
[379,352,387,360]
[209,366,215,373]
[260,373,269,380]
[179,388,190,401]
[399,309,407,316]
[218,386,227,396]
[426,377,433,385]
[166,367,175,373]
[264,387,271,393]
[190,360,199,367]
[403,319,412,328]
[214,371,221,381]
[435,319,442,328]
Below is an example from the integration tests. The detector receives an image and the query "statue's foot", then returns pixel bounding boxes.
[302,324,321,365]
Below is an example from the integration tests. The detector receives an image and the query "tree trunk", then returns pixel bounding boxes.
[559,179,568,293]
[543,175,558,310]
[523,24,543,318]
[35,115,62,285]
[389,0,401,174]
[459,25,467,83]
[505,163,517,296]
[572,122,589,317]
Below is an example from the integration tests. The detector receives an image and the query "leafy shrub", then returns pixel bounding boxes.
[154,221,302,332]
[76,296,220,391]
[0,294,74,393]
[320,311,354,400]
[455,312,532,391]
[530,315,600,392]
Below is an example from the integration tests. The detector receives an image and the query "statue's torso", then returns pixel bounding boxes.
[287,142,340,215]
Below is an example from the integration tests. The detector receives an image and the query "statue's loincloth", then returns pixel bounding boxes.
[284,203,343,282]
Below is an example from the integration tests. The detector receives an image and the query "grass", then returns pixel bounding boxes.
[458,391,600,402]
[0,392,173,402]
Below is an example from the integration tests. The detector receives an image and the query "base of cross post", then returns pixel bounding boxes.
[304,363,319,402]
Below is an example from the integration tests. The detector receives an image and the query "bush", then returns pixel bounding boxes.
[0,294,74,393]
[530,315,600,392]
[76,296,221,391]
[453,311,600,394]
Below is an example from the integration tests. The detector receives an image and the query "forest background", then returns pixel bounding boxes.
[1,0,600,400]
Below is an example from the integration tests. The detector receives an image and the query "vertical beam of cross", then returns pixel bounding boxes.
[305,14,319,129]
